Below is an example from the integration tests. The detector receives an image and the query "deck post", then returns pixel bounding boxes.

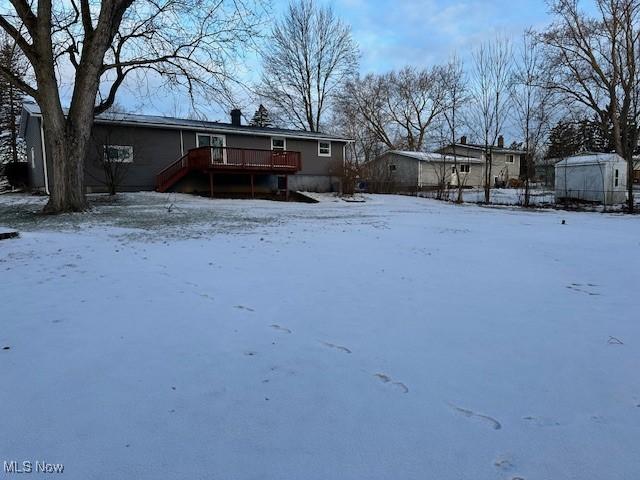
[209,172,214,198]
[250,173,255,199]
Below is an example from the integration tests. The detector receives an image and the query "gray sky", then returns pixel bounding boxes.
[106,0,561,122]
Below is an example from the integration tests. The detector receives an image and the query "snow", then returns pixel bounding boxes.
[554,152,625,167]
[388,150,483,163]
[426,187,556,206]
[1,192,639,479]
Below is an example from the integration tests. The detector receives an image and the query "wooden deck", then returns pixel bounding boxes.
[156,146,301,194]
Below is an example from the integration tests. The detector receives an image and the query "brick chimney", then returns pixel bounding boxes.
[230,109,242,126]
[497,135,504,148]
[460,135,467,145]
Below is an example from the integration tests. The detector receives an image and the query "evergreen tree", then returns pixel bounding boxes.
[249,104,272,128]
[546,121,581,159]
[579,115,613,153]
[0,37,28,165]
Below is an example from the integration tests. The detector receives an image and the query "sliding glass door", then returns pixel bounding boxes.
[196,134,226,164]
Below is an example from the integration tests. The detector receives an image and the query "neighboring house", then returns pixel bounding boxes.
[554,153,627,205]
[364,150,483,191]
[18,103,349,196]
[436,136,524,187]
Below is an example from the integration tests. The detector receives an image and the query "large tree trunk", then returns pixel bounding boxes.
[39,78,100,213]
[43,126,90,213]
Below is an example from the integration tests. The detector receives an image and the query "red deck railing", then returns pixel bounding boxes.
[156,146,301,192]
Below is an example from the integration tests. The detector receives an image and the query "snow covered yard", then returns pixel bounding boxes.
[1,192,639,480]
[455,187,555,206]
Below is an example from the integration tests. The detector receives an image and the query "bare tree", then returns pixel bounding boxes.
[540,0,640,212]
[344,66,448,152]
[0,0,265,212]
[343,73,395,148]
[257,0,358,132]
[331,89,383,195]
[441,55,468,203]
[86,110,140,195]
[510,31,557,207]
[469,37,513,203]
[430,152,452,200]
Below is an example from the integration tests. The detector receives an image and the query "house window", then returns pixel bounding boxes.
[103,145,133,163]
[318,141,331,156]
[196,133,225,148]
[506,154,514,164]
[460,164,470,173]
[615,169,619,187]
[271,137,286,151]
[451,166,457,173]
[389,164,397,172]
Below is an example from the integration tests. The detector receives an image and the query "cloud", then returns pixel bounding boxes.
[339,0,552,72]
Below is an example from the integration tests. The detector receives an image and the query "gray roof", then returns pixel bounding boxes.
[387,150,483,164]
[21,102,351,142]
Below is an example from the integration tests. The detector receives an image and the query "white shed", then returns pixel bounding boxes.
[554,153,627,205]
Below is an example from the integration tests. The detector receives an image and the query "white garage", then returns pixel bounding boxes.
[555,153,627,205]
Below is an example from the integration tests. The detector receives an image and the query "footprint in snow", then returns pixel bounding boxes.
[448,403,502,430]
[234,305,255,312]
[374,373,409,393]
[590,415,608,424]
[523,416,561,427]
[271,324,291,334]
[566,283,601,296]
[494,455,515,471]
[321,342,352,354]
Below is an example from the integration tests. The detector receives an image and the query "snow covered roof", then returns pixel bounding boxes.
[388,150,483,164]
[553,152,626,167]
[20,102,352,143]
[443,143,526,154]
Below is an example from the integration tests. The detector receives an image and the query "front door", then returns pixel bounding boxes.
[196,134,226,164]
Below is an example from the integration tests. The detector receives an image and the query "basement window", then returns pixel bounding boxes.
[103,145,133,163]
[318,141,331,157]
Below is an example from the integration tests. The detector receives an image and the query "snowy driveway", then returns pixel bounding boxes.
[1,193,639,479]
